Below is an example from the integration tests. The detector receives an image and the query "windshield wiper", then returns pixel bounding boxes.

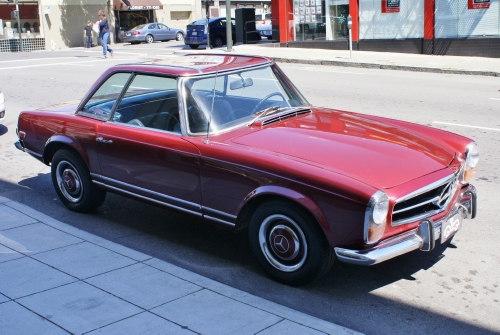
[247,106,286,126]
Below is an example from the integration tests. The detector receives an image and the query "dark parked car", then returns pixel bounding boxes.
[184,18,235,49]
[123,22,184,44]
[257,24,272,39]
[15,54,478,285]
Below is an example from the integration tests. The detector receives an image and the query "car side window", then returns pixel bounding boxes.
[148,24,157,29]
[79,73,131,120]
[159,24,168,30]
[111,75,181,134]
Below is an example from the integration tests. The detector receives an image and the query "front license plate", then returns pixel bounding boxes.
[192,32,197,35]
[441,210,463,243]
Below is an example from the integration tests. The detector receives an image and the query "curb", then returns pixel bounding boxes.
[271,57,500,77]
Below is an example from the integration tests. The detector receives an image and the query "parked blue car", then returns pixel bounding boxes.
[184,18,236,49]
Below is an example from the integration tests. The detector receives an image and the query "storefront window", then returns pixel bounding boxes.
[291,0,348,41]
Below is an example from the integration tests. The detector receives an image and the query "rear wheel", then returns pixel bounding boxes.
[248,201,335,285]
[51,149,106,213]
[213,36,223,48]
[146,34,154,43]
[188,44,198,49]
[176,32,184,41]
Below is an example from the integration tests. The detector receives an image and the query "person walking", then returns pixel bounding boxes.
[98,10,113,59]
[84,21,93,48]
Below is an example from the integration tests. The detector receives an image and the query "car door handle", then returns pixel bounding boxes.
[96,137,113,144]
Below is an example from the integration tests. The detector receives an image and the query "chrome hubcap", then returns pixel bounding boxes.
[259,214,307,272]
[56,160,83,203]
[177,33,183,41]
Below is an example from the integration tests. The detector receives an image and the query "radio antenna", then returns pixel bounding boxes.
[205,64,218,145]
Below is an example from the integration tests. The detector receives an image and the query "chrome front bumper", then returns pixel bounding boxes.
[334,185,477,266]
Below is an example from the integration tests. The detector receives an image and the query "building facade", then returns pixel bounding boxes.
[271,0,500,57]
[0,0,201,52]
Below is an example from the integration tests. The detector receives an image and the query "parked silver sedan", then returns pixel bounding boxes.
[123,22,184,44]
[0,88,5,123]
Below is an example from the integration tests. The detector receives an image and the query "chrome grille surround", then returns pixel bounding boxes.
[391,173,459,226]
[261,108,311,127]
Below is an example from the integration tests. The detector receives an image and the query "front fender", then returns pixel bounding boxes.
[241,185,334,246]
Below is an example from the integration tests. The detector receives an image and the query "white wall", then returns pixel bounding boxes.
[435,0,499,38]
[359,0,424,39]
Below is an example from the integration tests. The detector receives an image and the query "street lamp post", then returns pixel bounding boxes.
[14,0,23,52]
[205,0,211,49]
[225,0,232,51]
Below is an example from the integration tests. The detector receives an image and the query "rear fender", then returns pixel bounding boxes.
[44,135,89,167]
[240,185,334,246]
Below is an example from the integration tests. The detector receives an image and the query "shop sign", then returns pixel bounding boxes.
[381,0,400,13]
[468,0,490,9]
[113,0,163,11]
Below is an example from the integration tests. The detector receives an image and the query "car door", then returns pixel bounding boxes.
[95,74,202,214]
[158,23,174,40]
[148,23,160,40]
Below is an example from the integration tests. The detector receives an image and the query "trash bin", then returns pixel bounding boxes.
[235,8,261,44]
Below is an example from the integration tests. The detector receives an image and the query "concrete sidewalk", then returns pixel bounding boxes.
[0,195,360,335]
[178,43,500,77]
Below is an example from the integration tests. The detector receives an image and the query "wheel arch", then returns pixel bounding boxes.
[43,135,90,168]
[236,185,334,246]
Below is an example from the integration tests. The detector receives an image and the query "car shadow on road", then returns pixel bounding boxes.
[0,125,8,136]
[3,174,495,335]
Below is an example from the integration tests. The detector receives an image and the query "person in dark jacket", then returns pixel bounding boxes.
[84,21,93,48]
[97,10,113,59]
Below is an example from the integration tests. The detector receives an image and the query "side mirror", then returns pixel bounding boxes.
[230,78,253,90]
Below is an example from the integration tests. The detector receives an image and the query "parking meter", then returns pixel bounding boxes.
[347,15,352,30]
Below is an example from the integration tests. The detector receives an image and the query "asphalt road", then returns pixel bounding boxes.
[0,42,499,335]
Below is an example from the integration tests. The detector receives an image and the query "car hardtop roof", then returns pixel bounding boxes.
[114,53,273,76]
[190,17,232,25]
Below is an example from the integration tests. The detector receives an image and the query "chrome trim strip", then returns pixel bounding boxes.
[202,206,237,220]
[93,180,203,217]
[99,175,201,210]
[394,174,454,204]
[392,196,440,214]
[203,215,236,227]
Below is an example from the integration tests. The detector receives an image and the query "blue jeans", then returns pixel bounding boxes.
[99,32,113,56]
[85,36,92,48]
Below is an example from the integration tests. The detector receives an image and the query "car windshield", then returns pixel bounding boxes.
[183,64,309,135]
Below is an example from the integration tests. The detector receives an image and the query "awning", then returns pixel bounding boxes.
[113,0,163,11]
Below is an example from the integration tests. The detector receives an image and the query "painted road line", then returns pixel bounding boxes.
[83,50,148,56]
[489,98,500,101]
[0,58,140,70]
[0,57,86,64]
[433,121,500,132]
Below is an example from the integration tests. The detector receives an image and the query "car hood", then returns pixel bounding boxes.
[231,109,454,189]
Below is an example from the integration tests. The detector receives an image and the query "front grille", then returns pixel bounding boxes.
[392,174,457,226]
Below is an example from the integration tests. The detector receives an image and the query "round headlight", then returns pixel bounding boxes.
[462,142,479,183]
[364,191,389,244]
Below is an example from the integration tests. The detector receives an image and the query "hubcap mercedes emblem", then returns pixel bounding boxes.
[273,234,290,253]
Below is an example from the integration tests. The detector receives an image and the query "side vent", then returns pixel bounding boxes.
[261,109,311,127]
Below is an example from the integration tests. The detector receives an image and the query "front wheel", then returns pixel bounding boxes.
[248,201,335,285]
[146,34,154,43]
[51,149,106,213]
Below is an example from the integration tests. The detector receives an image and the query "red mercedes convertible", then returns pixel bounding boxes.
[15,54,478,285]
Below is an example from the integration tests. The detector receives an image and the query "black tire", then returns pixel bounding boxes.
[51,149,106,213]
[248,201,335,285]
[213,36,223,48]
[189,44,198,49]
[146,34,154,43]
